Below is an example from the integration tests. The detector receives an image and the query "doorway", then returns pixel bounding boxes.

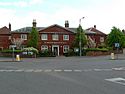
[52,45,59,56]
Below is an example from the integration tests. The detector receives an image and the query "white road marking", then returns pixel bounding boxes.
[64,70,72,72]
[84,69,92,72]
[94,69,112,71]
[44,69,52,72]
[54,70,62,72]
[74,70,82,72]
[105,77,125,86]
[24,69,34,72]
[34,69,43,72]
[14,70,24,72]
[112,67,125,71]
[0,67,124,73]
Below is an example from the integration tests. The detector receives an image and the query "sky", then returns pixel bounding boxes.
[0,0,125,34]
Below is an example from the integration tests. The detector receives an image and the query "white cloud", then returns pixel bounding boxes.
[0,0,44,7]
[0,0,125,34]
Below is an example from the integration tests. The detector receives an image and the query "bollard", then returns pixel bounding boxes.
[111,53,115,60]
[16,55,20,61]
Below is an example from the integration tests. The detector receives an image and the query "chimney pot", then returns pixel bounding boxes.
[65,20,69,28]
[94,25,96,28]
[32,19,37,27]
[9,23,11,31]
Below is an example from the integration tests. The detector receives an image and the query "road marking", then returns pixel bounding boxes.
[112,67,125,71]
[54,70,62,72]
[83,69,92,72]
[34,69,43,72]
[0,67,125,73]
[64,70,72,72]
[74,70,82,72]
[24,69,34,72]
[94,69,112,71]
[105,77,125,86]
[14,70,24,72]
[44,69,52,72]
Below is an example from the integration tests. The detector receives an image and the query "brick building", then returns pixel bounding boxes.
[0,20,107,56]
[0,24,11,50]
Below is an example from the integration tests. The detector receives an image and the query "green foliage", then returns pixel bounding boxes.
[72,25,87,48]
[39,50,55,57]
[23,47,38,54]
[27,27,39,48]
[85,48,109,52]
[1,49,22,53]
[106,27,125,48]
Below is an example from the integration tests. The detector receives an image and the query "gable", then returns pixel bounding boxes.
[87,27,106,35]
[0,26,11,34]
[39,24,74,34]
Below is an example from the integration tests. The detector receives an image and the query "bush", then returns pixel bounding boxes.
[1,49,22,53]
[39,50,55,57]
[85,48,109,52]
[22,47,38,54]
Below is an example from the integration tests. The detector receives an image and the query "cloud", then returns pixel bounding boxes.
[0,0,44,7]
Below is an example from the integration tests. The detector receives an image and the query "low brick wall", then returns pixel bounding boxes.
[86,51,110,56]
[0,52,36,58]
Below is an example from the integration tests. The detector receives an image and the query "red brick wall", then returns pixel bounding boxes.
[39,26,75,55]
[0,34,11,49]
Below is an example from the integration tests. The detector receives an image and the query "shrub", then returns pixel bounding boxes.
[1,49,22,53]
[22,47,38,54]
[39,50,55,57]
[85,48,109,52]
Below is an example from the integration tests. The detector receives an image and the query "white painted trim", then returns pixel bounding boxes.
[52,45,59,56]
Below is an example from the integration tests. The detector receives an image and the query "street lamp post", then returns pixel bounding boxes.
[79,17,85,56]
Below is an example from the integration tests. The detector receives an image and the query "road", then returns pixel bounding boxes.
[0,55,125,94]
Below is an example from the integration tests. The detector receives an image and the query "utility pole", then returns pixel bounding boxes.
[79,17,85,56]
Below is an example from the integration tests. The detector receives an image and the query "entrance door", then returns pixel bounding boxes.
[52,45,59,56]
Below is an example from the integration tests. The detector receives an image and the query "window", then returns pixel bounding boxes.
[63,45,69,53]
[41,34,48,40]
[52,34,59,40]
[41,45,48,51]
[21,34,27,40]
[63,35,69,40]
[100,37,104,42]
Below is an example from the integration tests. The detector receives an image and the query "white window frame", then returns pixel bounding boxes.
[21,34,27,40]
[63,45,69,53]
[52,34,59,40]
[41,45,48,51]
[100,37,104,42]
[41,34,48,40]
[63,35,69,40]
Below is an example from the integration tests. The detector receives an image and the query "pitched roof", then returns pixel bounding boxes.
[12,24,75,34]
[11,24,106,35]
[0,26,11,34]
[39,24,75,33]
[86,27,106,35]
[11,27,45,33]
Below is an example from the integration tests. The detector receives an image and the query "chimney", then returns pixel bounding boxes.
[9,23,11,31]
[65,20,69,28]
[94,25,96,28]
[122,29,125,34]
[32,19,37,27]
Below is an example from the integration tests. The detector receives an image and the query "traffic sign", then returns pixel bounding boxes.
[115,43,120,48]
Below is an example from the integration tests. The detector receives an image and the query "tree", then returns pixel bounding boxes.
[106,26,125,48]
[73,25,87,48]
[11,38,24,49]
[27,27,39,48]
